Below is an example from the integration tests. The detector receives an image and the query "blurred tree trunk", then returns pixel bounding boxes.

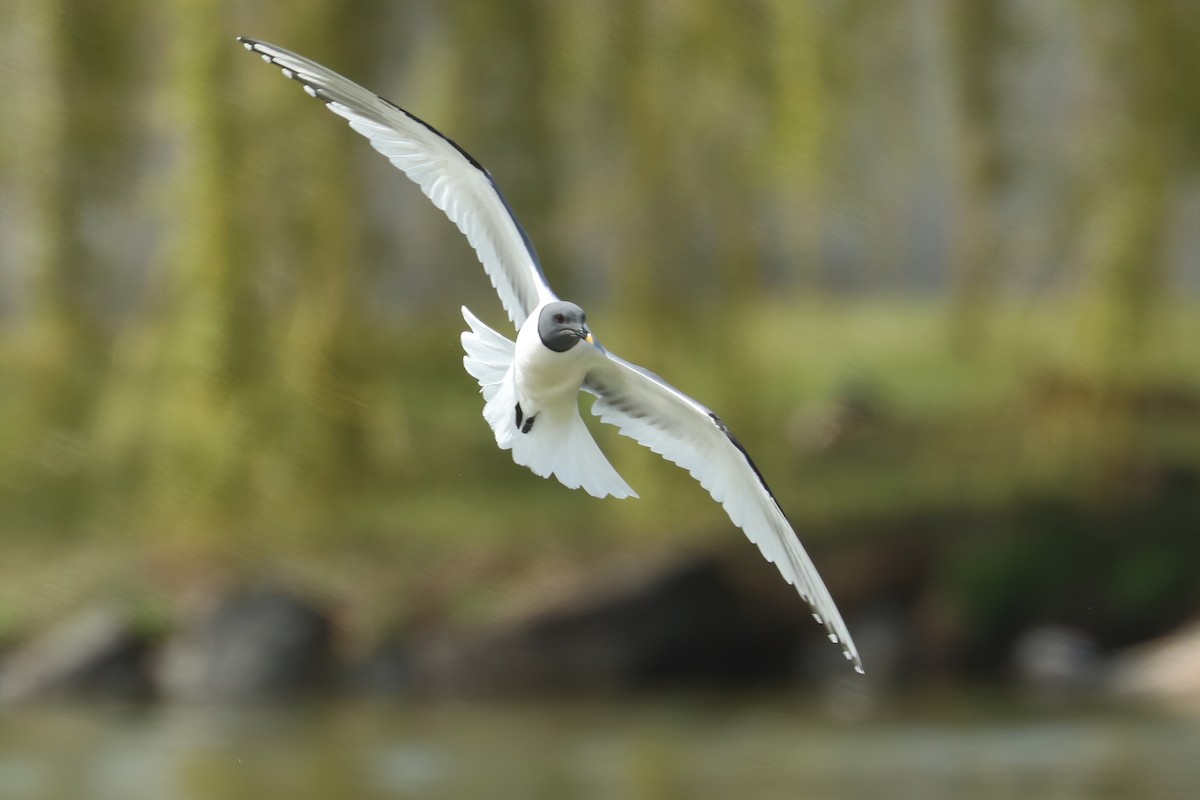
[447,0,558,275]
[10,0,141,529]
[945,0,1007,358]
[266,0,392,527]
[611,0,683,323]
[14,0,96,406]
[765,0,826,296]
[1075,0,1181,385]
[1043,0,1187,495]
[110,0,267,537]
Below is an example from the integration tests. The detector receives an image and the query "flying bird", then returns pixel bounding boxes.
[237,37,863,673]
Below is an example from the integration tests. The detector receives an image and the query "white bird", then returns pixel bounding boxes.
[238,37,863,674]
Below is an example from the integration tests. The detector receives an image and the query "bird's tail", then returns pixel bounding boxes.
[460,307,637,500]
[460,306,515,404]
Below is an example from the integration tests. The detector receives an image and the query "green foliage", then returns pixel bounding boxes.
[1,1,1198,636]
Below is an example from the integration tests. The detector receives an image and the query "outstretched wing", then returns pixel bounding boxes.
[238,37,556,330]
[585,352,863,673]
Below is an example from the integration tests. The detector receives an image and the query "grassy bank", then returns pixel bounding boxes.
[0,298,1197,644]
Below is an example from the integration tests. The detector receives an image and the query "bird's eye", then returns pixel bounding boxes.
[553,314,565,324]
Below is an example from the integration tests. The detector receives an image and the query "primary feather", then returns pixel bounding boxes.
[238,38,554,330]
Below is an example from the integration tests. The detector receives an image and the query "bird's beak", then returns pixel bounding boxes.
[584,332,594,344]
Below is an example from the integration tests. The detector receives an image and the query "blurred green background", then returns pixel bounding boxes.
[1,0,1199,797]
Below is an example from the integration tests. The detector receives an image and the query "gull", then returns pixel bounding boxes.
[237,37,863,674]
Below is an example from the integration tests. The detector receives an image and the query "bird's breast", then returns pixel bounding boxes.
[514,323,593,414]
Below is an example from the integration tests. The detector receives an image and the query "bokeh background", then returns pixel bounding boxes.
[1,1,1199,798]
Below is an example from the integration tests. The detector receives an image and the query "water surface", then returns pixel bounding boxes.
[1,694,1196,799]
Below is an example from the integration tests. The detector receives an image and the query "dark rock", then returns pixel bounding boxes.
[390,523,941,697]
[344,637,413,696]
[157,587,334,702]
[406,552,848,696]
[0,607,153,705]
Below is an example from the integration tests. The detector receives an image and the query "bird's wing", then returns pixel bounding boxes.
[238,38,556,330]
[584,352,863,673]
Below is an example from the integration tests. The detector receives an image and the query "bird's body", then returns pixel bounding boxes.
[467,303,637,501]
[514,303,594,421]
[238,37,864,673]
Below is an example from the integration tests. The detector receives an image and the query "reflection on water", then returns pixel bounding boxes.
[1,694,1197,800]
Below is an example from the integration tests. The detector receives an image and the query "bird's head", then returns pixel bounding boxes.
[537,301,595,353]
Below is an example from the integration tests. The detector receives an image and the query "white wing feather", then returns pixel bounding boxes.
[585,353,864,673]
[238,38,555,330]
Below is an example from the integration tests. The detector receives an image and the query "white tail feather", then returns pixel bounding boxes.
[510,406,638,499]
[460,307,637,500]
[461,306,514,402]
